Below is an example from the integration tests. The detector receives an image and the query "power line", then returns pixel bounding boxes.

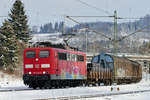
[117,17,143,20]
[74,0,112,15]
[64,15,143,20]
[66,16,112,40]
[67,15,114,18]
[117,24,150,42]
[72,0,143,20]
[66,13,150,53]
[65,15,145,42]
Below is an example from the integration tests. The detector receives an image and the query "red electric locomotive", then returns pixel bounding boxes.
[23,47,87,89]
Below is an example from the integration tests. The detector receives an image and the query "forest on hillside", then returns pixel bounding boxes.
[35,14,150,38]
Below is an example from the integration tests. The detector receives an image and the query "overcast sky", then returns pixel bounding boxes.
[0,0,150,27]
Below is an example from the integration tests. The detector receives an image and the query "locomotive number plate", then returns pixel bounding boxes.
[41,64,50,68]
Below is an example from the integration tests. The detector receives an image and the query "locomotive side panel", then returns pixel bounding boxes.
[56,50,87,80]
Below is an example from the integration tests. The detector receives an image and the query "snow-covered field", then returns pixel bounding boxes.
[84,92,150,100]
[0,71,150,100]
[0,72,24,88]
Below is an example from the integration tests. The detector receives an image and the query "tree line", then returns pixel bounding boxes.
[39,14,150,36]
[39,22,64,33]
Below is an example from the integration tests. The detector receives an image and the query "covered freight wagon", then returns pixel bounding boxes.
[87,52,142,85]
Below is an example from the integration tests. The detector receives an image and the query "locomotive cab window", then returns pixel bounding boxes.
[39,50,49,58]
[26,51,35,58]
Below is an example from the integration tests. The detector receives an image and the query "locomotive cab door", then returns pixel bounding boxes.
[24,49,36,66]
[24,49,36,74]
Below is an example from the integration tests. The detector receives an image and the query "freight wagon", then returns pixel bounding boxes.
[87,52,142,85]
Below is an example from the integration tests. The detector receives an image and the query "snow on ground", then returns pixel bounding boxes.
[0,72,150,100]
[0,71,24,88]
[84,92,150,100]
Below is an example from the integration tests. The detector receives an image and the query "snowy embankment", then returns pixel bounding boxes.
[0,71,24,88]
[0,72,150,100]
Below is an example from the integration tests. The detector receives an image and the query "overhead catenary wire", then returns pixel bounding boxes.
[75,0,112,15]
[117,17,143,20]
[74,0,143,20]
[66,15,148,41]
[117,24,150,42]
[67,0,149,46]
[67,15,144,20]
[67,15,114,18]
[66,15,149,43]
[66,16,112,40]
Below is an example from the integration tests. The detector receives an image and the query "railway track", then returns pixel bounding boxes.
[1,87,150,100]
[0,87,33,92]
[0,86,70,92]
[38,89,150,100]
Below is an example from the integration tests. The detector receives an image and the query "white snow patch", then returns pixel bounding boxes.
[0,71,24,88]
[30,32,65,45]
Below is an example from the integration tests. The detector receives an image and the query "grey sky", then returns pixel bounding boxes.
[0,0,150,27]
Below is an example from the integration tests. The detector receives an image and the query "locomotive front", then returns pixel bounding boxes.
[23,48,55,89]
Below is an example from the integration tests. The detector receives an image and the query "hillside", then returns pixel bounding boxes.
[38,14,150,37]
[34,14,150,54]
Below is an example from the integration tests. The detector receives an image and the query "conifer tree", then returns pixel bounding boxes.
[54,22,58,32]
[0,33,6,67]
[58,22,64,32]
[0,20,18,68]
[8,0,30,43]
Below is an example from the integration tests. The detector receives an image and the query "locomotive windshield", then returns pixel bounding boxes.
[26,51,35,58]
[39,50,49,58]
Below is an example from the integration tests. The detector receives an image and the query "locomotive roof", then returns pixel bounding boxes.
[24,47,86,55]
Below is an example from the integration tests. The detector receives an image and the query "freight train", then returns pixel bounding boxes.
[23,47,142,89]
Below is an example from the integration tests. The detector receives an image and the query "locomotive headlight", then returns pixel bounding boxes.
[29,72,32,74]
[43,71,46,74]
[35,58,39,62]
